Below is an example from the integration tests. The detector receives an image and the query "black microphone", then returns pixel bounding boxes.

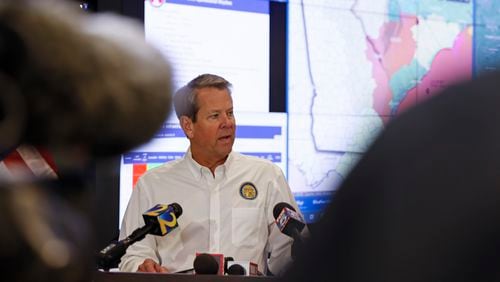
[273,202,305,259]
[225,260,259,276]
[227,264,246,275]
[224,256,234,274]
[193,253,219,274]
[0,1,173,157]
[97,203,182,270]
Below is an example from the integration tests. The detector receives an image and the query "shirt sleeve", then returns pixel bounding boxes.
[265,165,307,276]
[118,177,160,272]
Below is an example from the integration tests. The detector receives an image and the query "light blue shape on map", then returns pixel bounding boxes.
[419,0,472,24]
[388,0,417,16]
[388,60,424,114]
[387,0,402,21]
[390,0,471,23]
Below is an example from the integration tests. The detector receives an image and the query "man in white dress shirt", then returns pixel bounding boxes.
[119,74,302,275]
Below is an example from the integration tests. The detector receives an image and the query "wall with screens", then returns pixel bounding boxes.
[116,0,500,229]
[287,0,500,222]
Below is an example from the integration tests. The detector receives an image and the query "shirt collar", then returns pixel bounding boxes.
[185,148,235,180]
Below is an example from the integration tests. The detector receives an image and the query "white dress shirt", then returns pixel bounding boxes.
[118,149,300,275]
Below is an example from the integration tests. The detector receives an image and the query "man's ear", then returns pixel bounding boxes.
[179,116,194,139]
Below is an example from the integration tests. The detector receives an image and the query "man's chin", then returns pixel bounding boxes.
[217,144,233,157]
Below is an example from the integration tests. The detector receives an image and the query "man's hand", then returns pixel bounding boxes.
[137,259,169,273]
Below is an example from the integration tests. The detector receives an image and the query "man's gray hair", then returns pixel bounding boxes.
[173,74,232,122]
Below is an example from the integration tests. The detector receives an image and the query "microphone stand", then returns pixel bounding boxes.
[97,224,153,271]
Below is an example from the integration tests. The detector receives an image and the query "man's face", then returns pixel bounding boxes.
[183,87,235,164]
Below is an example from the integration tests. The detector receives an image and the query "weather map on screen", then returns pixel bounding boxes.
[288,0,500,222]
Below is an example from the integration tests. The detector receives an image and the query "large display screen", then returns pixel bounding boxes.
[119,0,500,226]
[119,0,272,227]
[287,0,500,222]
[144,0,270,114]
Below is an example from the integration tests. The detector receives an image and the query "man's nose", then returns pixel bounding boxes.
[220,114,234,128]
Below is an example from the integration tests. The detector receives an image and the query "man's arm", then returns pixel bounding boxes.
[265,167,307,276]
[267,221,294,275]
[118,178,163,272]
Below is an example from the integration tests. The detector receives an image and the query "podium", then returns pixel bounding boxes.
[93,271,276,282]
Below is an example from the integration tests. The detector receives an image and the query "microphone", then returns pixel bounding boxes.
[226,261,259,276]
[97,203,182,270]
[273,202,305,259]
[227,264,246,275]
[0,0,173,156]
[224,256,234,274]
[193,253,220,274]
[142,203,183,236]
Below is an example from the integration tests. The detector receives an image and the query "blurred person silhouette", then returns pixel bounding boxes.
[282,71,500,282]
[0,0,172,281]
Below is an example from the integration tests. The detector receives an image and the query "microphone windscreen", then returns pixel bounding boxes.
[227,264,246,275]
[274,202,306,238]
[273,202,295,219]
[142,203,182,236]
[0,0,172,156]
[170,202,183,218]
[193,253,219,274]
[226,261,259,276]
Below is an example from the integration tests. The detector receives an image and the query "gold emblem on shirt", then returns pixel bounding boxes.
[240,182,257,200]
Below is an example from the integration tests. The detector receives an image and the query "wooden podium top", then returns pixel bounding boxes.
[93,271,277,282]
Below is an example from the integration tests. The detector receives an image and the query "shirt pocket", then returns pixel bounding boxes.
[231,207,262,247]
